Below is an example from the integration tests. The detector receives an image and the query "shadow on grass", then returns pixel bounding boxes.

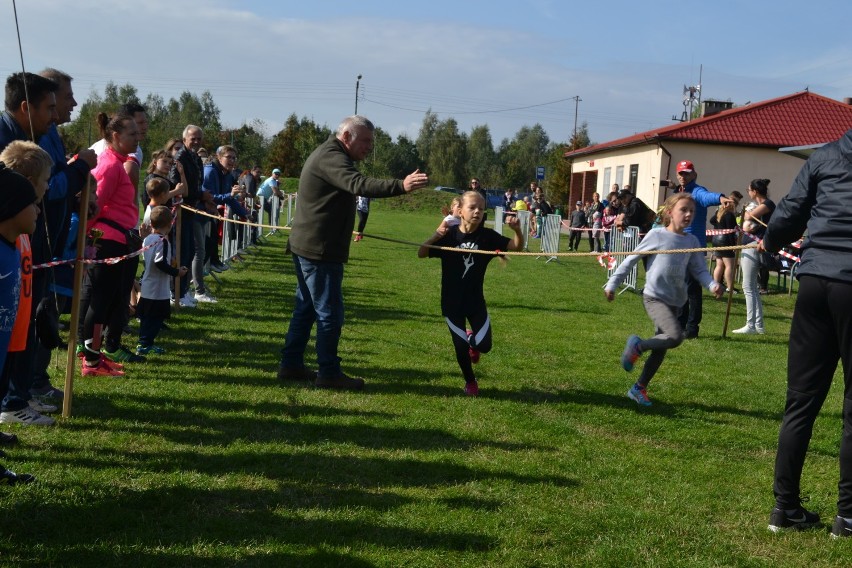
[546,386,787,423]
[64,391,555,454]
[0,548,378,568]
[2,485,497,565]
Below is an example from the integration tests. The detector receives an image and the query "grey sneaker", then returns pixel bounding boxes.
[28,398,58,414]
[30,384,64,400]
[831,516,852,538]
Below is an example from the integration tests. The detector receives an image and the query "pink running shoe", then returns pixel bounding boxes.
[466,330,480,364]
[464,381,479,396]
[81,359,125,377]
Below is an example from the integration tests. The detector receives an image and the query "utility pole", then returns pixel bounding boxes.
[572,95,582,149]
[355,74,362,115]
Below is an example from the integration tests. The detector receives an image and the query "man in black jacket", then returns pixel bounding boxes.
[278,115,429,390]
[764,128,852,537]
[170,125,205,307]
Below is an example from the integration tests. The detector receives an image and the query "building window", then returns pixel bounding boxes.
[602,167,611,194]
[615,165,624,189]
[629,164,639,192]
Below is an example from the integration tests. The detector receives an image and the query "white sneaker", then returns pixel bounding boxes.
[732,325,758,335]
[0,407,56,426]
[194,292,218,304]
[28,398,58,414]
[755,327,766,334]
[179,292,198,308]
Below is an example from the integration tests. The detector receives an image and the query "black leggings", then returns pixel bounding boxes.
[356,210,369,233]
[773,276,852,515]
[80,239,137,360]
[444,301,493,383]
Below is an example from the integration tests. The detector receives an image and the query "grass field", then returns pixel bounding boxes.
[0,197,848,567]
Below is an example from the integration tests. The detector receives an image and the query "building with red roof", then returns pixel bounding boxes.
[563,91,852,210]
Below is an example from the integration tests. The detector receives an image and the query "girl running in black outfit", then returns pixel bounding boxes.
[419,191,523,396]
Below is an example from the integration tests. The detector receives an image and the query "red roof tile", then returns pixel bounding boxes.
[565,91,852,158]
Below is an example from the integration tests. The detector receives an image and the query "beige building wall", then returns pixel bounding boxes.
[570,142,806,214]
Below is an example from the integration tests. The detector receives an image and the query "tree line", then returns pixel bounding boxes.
[60,82,591,208]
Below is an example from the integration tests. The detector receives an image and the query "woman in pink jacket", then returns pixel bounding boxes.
[79,112,141,376]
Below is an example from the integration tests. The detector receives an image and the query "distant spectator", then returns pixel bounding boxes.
[568,201,586,251]
[710,190,743,294]
[734,179,775,335]
[601,204,618,252]
[354,195,370,242]
[469,178,487,222]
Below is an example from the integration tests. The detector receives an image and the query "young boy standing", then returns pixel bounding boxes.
[0,160,40,481]
[0,141,55,427]
[137,206,187,355]
[419,191,523,396]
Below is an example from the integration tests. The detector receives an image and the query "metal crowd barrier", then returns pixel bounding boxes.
[493,206,504,234]
[607,226,640,294]
[539,214,561,262]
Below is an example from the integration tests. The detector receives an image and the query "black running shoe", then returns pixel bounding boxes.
[831,516,852,539]
[0,468,35,485]
[768,506,821,532]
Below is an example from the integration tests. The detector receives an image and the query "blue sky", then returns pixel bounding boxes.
[2,0,850,147]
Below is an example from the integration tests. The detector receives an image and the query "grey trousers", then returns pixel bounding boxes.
[637,296,685,387]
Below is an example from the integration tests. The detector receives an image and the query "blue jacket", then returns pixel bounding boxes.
[1,113,52,265]
[203,161,248,217]
[680,180,722,247]
[0,112,27,153]
[39,124,92,256]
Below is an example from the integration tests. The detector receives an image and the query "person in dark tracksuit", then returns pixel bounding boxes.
[764,128,852,537]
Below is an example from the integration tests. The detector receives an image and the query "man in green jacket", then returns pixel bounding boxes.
[278,115,429,390]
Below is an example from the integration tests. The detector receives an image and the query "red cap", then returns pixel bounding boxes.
[676,160,694,173]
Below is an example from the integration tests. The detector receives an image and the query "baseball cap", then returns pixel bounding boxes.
[676,160,694,173]
[272,168,281,175]
[617,189,632,198]
[576,200,582,205]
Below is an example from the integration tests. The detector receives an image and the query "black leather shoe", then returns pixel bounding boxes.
[277,366,316,382]
[315,373,365,391]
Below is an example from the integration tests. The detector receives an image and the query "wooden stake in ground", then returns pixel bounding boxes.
[173,205,182,310]
[62,176,92,418]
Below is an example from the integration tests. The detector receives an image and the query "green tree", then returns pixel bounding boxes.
[360,127,394,179]
[543,141,573,211]
[265,114,330,178]
[429,118,468,188]
[499,124,549,189]
[568,121,591,151]
[386,134,422,179]
[415,110,439,173]
[467,125,500,187]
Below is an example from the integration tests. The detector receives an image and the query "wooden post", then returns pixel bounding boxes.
[62,176,92,418]
[173,205,182,310]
